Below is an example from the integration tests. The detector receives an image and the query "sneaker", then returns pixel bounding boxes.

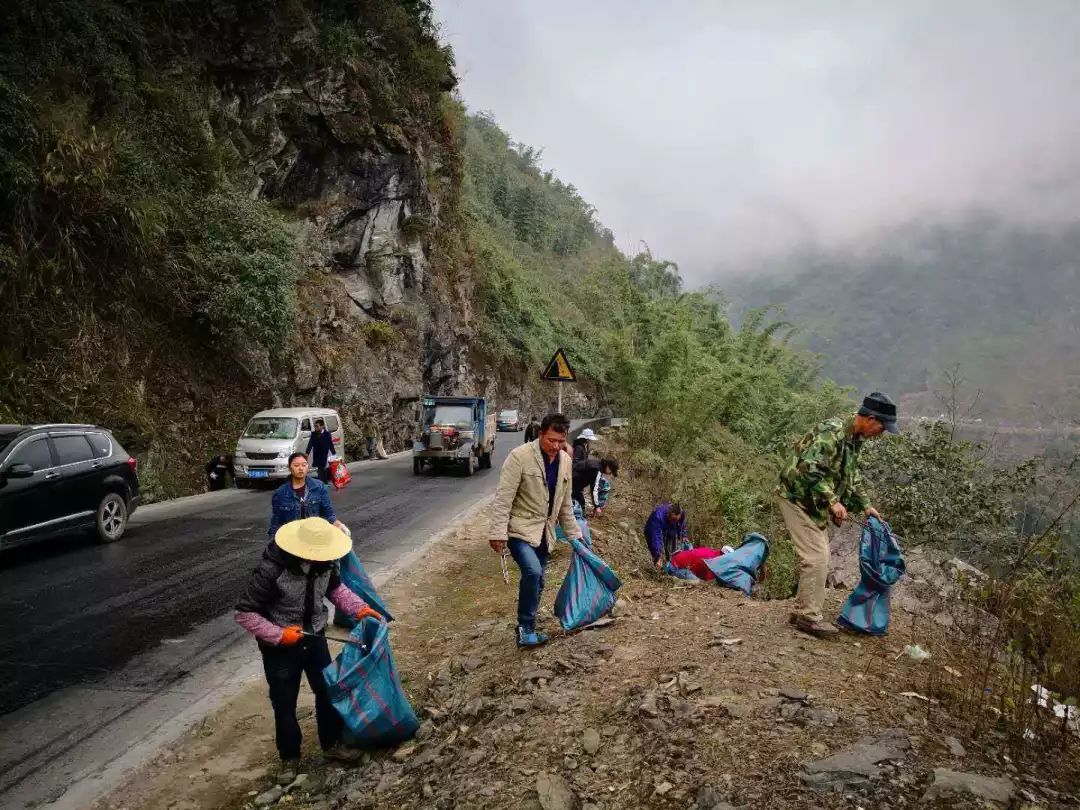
[323,743,364,764]
[516,626,550,648]
[790,615,840,639]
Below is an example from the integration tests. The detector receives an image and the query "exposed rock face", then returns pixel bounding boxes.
[0,2,596,498]
[197,28,472,452]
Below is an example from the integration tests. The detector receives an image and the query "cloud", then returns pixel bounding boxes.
[434,0,1080,282]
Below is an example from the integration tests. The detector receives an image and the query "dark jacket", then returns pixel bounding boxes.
[305,429,335,468]
[205,455,234,490]
[644,502,687,562]
[268,477,336,539]
[572,438,590,462]
[572,458,603,505]
[523,423,540,443]
[236,541,342,639]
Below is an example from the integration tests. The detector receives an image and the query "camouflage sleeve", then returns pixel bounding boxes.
[796,430,842,507]
[845,464,871,513]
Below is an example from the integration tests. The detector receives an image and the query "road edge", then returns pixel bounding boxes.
[45,490,494,810]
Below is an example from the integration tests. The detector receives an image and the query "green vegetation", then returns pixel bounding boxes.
[0,0,456,498]
[861,420,1080,738]
[463,111,850,597]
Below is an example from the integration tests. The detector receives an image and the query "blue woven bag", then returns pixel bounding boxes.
[322,618,419,746]
[703,533,770,596]
[554,539,622,630]
[334,551,394,629]
[837,517,905,636]
[556,503,592,547]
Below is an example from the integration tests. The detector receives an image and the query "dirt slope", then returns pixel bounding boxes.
[97,472,1080,810]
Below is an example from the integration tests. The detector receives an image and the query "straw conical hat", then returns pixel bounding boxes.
[275,517,351,562]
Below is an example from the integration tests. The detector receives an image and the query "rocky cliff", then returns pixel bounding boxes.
[0,1,564,499]
[197,6,473,454]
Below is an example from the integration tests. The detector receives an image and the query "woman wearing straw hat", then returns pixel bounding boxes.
[235,517,382,770]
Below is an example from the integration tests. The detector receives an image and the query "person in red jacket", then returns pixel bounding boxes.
[670,546,727,580]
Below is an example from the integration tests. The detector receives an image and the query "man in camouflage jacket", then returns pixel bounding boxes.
[778,392,900,638]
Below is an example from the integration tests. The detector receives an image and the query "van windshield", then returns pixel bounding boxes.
[498,410,518,419]
[243,417,298,440]
[423,405,473,429]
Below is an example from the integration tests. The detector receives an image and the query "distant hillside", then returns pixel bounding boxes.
[726,214,1080,425]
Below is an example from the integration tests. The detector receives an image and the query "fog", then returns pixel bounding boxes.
[434,0,1080,282]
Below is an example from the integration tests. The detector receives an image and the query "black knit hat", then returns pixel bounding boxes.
[858,392,900,434]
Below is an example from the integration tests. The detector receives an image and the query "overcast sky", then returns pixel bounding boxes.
[434,0,1080,283]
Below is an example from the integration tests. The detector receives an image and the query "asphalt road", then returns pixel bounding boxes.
[0,434,521,717]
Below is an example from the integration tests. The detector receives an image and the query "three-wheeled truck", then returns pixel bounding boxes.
[412,396,497,476]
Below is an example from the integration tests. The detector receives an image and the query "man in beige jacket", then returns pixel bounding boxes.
[489,413,582,647]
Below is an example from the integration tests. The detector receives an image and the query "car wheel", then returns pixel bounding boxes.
[95,492,128,543]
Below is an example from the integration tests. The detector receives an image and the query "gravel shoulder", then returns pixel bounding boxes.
[95,471,1080,810]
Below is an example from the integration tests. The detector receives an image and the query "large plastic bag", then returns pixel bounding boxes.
[837,517,905,636]
[556,504,592,547]
[334,551,394,628]
[322,617,419,746]
[554,539,622,630]
[703,533,769,596]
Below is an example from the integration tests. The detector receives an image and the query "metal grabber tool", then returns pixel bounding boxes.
[301,629,368,651]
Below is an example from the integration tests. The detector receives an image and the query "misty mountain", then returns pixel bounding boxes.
[725,213,1080,425]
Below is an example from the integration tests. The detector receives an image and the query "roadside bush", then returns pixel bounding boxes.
[864,419,1080,745]
[186,193,300,349]
[361,319,398,349]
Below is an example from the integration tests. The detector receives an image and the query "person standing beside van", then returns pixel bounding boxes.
[269,453,348,539]
[306,419,335,483]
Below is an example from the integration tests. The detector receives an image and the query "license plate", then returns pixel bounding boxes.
[248,470,270,479]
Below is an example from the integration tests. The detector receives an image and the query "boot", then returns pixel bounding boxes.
[789,614,840,639]
[324,743,364,764]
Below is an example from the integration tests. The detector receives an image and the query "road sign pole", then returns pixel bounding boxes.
[541,348,575,415]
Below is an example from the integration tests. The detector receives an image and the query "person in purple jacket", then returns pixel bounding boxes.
[235,517,381,771]
[644,502,687,569]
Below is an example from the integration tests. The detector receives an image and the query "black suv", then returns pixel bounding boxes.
[0,424,141,549]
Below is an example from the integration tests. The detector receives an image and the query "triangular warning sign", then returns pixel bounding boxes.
[541,348,576,382]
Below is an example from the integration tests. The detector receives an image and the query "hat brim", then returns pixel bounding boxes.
[275,518,352,562]
[883,420,901,435]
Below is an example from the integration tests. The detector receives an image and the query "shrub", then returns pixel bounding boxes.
[186,193,301,349]
[361,319,398,349]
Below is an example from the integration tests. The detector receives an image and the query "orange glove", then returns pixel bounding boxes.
[355,606,384,623]
[279,626,303,646]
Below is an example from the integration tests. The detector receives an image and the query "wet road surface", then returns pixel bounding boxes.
[0,437,520,717]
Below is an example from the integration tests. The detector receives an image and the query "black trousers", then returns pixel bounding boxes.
[260,634,342,760]
[572,491,587,512]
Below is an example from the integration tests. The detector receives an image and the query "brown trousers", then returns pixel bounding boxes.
[777,497,830,621]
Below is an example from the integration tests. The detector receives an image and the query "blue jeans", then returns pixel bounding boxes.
[508,538,550,631]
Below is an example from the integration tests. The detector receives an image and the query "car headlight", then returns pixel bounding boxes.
[277,451,290,459]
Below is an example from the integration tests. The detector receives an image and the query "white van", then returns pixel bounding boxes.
[234,407,344,487]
